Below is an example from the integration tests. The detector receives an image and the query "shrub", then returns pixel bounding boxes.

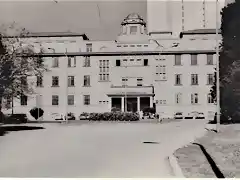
[29,107,44,120]
[111,107,121,112]
[142,107,156,115]
[89,112,139,121]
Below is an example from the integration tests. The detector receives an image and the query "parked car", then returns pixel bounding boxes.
[185,111,199,119]
[54,113,64,121]
[4,114,28,124]
[79,112,90,120]
[66,113,76,120]
[196,112,205,119]
[54,113,75,120]
[159,112,173,120]
[174,112,183,119]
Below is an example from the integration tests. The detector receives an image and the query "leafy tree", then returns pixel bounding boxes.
[29,107,44,120]
[211,1,240,122]
[0,23,47,111]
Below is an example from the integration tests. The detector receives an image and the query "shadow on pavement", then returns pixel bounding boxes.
[192,143,225,178]
[0,126,45,136]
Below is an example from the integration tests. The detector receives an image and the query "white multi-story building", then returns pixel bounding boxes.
[2,3,225,120]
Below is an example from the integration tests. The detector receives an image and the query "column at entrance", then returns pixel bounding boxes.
[121,97,124,112]
[137,97,140,112]
[150,96,153,108]
[108,98,112,112]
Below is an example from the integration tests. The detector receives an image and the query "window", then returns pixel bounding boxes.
[52,76,59,87]
[21,76,27,86]
[116,59,121,66]
[4,96,11,109]
[130,45,135,47]
[68,57,76,67]
[157,100,166,105]
[122,78,128,86]
[191,74,198,85]
[137,78,143,86]
[83,75,90,86]
[191,93,199,104]
[52,95,59,106]
[86,43,92,52]
[176,93,182,104]
[36,76,43,87]
[207,54,213,65]
[191,54,198,65]
[175,55,182,65]
[144,59,148,66]
[156,65,167,80]
[20,94,27,106]
[84,95,90,105]
[175,74,182,85]
[130,26,137,34]
[68,76,75,87]
[99,60,110,81]
[137,59,141,61]
[208,93,214,104]
[68,95,74,105]
[83,56,90,67]
[52,57,59,67]
[130,59,134,61]
[207,74,214,85]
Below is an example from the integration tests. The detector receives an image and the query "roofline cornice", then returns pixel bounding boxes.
[19,50,216,57]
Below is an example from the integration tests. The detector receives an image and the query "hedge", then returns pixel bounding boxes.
[89,112,139,121]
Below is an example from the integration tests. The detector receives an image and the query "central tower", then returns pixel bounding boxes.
[116,13,149,43]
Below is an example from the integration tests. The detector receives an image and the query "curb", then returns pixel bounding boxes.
[168,154,185,177]
[168,124,208,177]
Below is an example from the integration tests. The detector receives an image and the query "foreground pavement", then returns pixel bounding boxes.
[0,120,207,178]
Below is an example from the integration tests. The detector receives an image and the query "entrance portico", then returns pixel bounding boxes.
[108,94,154,112]
[107,85,155,112]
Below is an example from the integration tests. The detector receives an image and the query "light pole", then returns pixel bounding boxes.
[216,0,220,132]
[125,65,127,112]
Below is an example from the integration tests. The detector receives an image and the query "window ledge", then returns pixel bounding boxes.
[174,65,183,66]
[83,85,91,87]
[206,84,214,86]
[155,80,167,81]
[68,86,75,87]
[83,66,91,67]
[36,86,44,88]
[51,86,60,87]
[98,80,110,82]
[191,84,199,86]
[52,105,59,106]
[175,84,183,86]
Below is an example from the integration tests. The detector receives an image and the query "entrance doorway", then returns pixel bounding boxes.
[126,98,137,112]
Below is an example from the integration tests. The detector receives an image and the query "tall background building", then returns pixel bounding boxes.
[147,0,226,37]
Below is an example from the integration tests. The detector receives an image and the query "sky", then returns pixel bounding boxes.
[0,0,147,40]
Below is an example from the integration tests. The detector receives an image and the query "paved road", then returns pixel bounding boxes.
[0,120,207,178]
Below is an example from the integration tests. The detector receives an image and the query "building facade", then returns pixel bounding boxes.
[1,12,219,120]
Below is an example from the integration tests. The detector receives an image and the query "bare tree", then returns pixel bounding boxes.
[0,22,48,111]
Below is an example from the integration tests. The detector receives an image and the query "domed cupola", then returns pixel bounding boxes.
[121,13,146,27]
[117,13,148,43]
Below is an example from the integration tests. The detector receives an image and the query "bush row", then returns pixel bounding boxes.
[89,112,140,121]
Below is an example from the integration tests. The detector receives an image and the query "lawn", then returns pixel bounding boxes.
[174,124,240,178]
